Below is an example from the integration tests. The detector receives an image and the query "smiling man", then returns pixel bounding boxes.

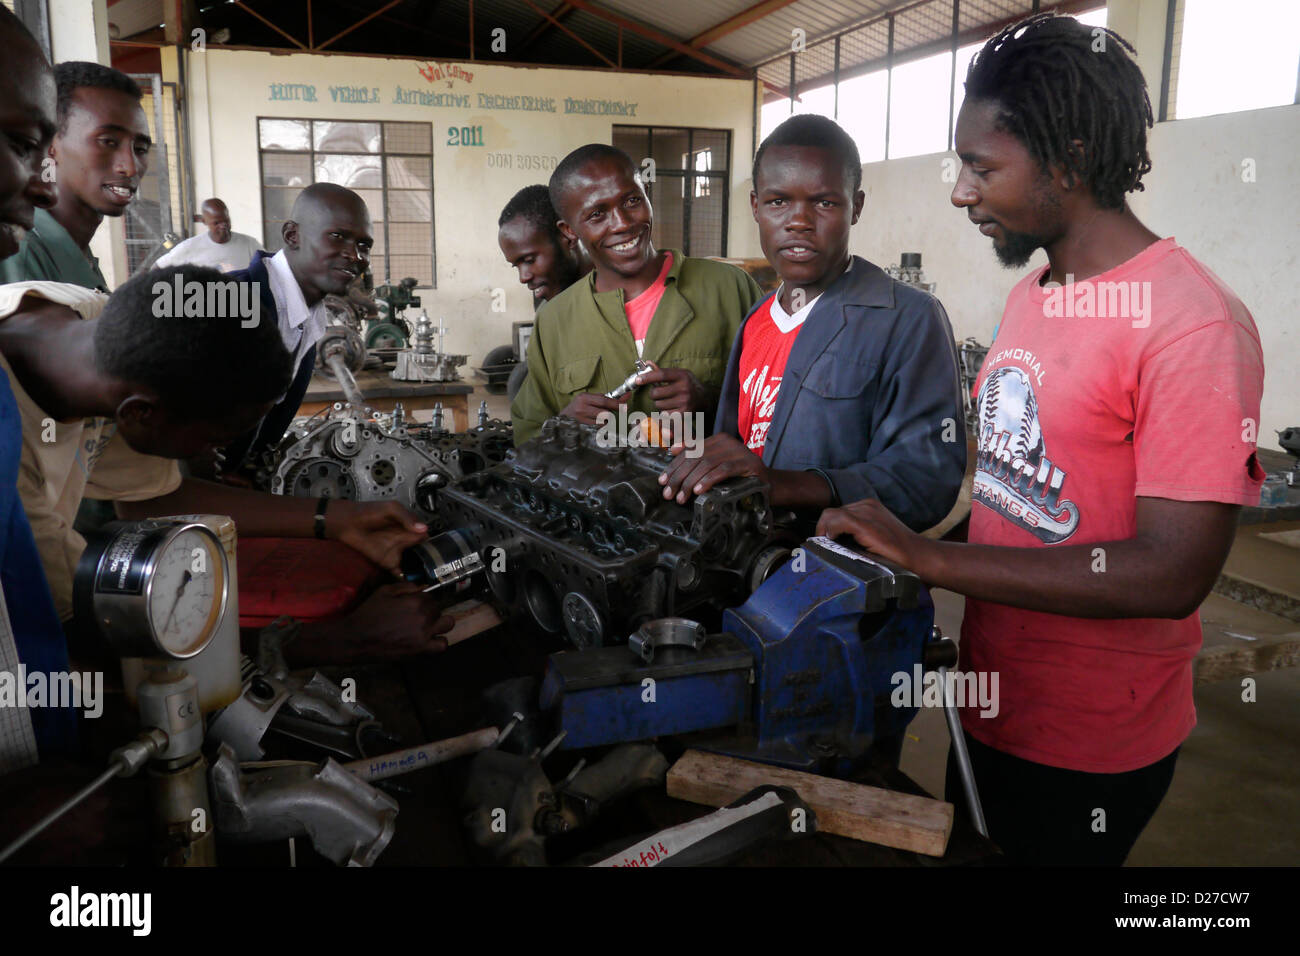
[817,14,1266,865]
[510,144,761,444]
[659,115,965,534]
[0,62,149,290]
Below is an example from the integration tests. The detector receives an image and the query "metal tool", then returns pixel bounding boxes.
[604,359,654,399]
[540,535,935,773]
[344,727,499,783]
[0,729,166,864]
[924,628,988,838]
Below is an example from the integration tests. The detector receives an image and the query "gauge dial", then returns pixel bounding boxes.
[147,526,226,657]
[74,519,231,660]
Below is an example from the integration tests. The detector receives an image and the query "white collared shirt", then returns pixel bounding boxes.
[264,249,329,370]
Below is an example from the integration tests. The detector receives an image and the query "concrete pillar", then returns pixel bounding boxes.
[1105,0,1171,113]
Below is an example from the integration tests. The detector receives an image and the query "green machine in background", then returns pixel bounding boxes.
[367,276,422,349]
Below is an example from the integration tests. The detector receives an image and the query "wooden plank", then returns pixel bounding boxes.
[666,750,953,857]
[441,598,501,646]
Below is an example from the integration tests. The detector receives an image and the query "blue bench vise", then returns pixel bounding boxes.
[539,536,935,772]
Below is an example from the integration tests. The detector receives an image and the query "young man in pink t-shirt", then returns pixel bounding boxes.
[817,14,1265,865]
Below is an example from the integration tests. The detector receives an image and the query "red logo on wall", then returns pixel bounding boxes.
[418,62,475,87]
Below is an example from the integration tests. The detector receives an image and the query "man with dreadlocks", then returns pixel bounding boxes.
[817,14,1265,865]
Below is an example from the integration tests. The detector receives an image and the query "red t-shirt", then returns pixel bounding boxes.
[963,238,1265,773]
[737,292,817,453]
[624,253,673,356]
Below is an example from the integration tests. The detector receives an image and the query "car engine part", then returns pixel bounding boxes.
[462,739,668,866]
[885,251,936,294]
[433,417,799,648]
[257,402,513,523]
[392,312,468,383]
[210,743,398,867]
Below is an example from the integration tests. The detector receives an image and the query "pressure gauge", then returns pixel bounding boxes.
[73,520,230,660]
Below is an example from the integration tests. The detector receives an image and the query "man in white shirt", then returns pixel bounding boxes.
[156,197,263,273]
[222,182,369,471]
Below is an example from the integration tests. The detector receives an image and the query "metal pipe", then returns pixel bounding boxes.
[939,665,988,838]
[324,351,366,407]
[343,727,499,782]
[0,728,166,863]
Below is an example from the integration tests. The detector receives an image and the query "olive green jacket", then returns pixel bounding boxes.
[511,250,761,443]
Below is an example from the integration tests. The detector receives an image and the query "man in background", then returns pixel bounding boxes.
[498,183,590,305]
[156,196,263,272]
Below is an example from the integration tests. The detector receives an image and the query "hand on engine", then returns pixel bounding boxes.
[658,433,768,503]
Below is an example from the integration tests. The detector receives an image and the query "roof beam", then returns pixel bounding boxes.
[232,1,307,50]
[648,0,800,68]
[516,0,615,67]
[518,1,575,53]
[558,0,751,76]
[316,0,404,51]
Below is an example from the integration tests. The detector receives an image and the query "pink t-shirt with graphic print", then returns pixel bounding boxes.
[962,237,1265,773]
[624,253,673,356]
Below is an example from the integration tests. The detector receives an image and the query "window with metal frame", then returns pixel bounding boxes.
[611,125,731,257]
[257,118,435,287]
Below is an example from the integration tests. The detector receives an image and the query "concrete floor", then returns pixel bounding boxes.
[899,588,1300,867]
[466,378,1300,866]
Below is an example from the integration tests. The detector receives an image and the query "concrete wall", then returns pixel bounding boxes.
[181,48,755,367]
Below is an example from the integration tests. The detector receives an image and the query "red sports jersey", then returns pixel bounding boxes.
[737,295,808,453]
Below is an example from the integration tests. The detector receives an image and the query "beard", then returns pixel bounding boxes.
[993,227,1048,268]
[992,172,1062,269]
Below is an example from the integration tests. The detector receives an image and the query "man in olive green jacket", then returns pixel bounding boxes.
[511,144,761,443]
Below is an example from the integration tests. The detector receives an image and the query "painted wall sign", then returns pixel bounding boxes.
[476,93,556,112]
[268,83,317,102]
[329,85,381,104]
[564,97,638,116]
[418,62,476,85]
[392,87,471,107]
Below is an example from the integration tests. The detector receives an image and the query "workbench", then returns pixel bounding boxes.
[301,368,473,430]
[305,622,999,867]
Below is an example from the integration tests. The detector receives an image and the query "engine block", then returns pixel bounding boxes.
[437,417,797,648]
[258,403,513,523]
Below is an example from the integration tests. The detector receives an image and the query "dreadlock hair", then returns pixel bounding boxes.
[753,113,862,192]
[55,62,142,133]
[963,13,1152,210]
[497,184,564,246]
